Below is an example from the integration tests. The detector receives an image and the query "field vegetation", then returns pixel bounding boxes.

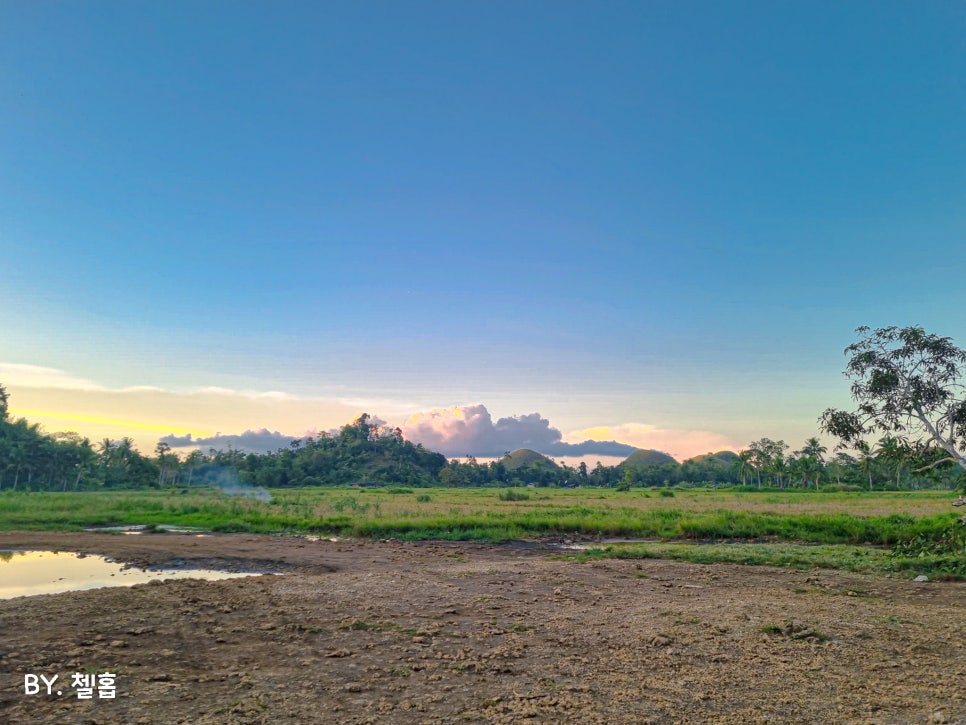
[1,326,965,578]
[1,486,962,578]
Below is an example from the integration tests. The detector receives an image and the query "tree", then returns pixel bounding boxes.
[747,438,788,487]
[829,451,855,486]
[155,441,178,487]
[855,440,875,491]
[876,435,908,489]
[734,450,753,486]
[821,326,966,491]
[797,437,827,488]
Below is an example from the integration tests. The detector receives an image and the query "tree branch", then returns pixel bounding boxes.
[912,456,958,473]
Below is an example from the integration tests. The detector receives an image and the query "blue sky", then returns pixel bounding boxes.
[2,1,965,461]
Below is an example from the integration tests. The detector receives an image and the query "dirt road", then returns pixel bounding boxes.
[1,531,963,724]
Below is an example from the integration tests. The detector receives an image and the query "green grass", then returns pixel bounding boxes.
[0,487,961,578]
[567,540,966,579]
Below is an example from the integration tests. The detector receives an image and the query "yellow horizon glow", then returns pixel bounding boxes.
[9,408,211,437]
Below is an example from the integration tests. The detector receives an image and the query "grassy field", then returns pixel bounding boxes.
[1,486,962,577]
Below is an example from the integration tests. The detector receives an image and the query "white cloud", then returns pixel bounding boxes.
[402,404,637,458]
[192,386,300,401]
[0,362,103,391]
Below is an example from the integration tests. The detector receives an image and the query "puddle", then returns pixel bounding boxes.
[83,524,209,535]
[0,550,259,599]
[550,538,661,551]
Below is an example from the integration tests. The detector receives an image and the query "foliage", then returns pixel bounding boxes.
[891,523,966,558]
[821,326,966,487]
[497,488,531,501]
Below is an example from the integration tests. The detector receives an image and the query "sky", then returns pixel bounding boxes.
[2,1,966,464]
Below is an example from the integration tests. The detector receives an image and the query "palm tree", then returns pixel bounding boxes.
[734,450,753,486]
[855,441,875,490]
[799,437,827,488]
[772,453,788,488]
[98,438,115,463]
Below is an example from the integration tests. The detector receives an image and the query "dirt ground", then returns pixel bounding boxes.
[0,532,963,725]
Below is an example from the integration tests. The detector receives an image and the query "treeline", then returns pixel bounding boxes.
[440,440,962,491]
[0,384,962,492]
[0,394,446,491]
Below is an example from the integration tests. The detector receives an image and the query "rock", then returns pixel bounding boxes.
[325,649,353,658]
[914,575,929,582]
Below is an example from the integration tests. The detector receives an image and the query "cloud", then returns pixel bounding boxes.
[570,423,741,461]
[160,429,299,454]
[2,366,368,450]
[0,363,103,391]
[401,405,636,458]
[194,386,299,401]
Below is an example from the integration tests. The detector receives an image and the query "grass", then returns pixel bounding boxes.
[567,540,966,579]
[0,486,961,578]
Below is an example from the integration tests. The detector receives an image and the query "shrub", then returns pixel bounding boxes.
[498,489,530,501]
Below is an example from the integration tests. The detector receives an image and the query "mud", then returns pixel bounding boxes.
[0,531,963,724]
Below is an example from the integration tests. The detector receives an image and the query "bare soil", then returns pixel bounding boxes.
[1,531,963,724]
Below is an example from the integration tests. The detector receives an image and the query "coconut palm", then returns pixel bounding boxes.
[798,437,827,488]
[855,441,875,490]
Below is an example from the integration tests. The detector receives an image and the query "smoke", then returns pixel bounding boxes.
[204,467,272,503]
[401,404,637,458]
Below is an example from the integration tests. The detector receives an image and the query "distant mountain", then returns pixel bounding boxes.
[684,451,738,465]
[502,448,559,470]
[619,449,678,468]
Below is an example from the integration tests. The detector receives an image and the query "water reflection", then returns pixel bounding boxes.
[0,550,257,599]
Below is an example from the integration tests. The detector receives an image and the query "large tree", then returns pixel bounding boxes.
[820,326,966,488]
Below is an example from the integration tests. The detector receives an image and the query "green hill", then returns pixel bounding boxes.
[620,449,678,468]
[684,450,738,465]
[502,449,559,470]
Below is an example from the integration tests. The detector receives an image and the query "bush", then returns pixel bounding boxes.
[892,523,966,558]
[498,489,531,501]
[415,494,432,503]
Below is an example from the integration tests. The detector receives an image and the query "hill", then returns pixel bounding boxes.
[502,449,559,471]
[684,451,738,465]
[619,449,678,468]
